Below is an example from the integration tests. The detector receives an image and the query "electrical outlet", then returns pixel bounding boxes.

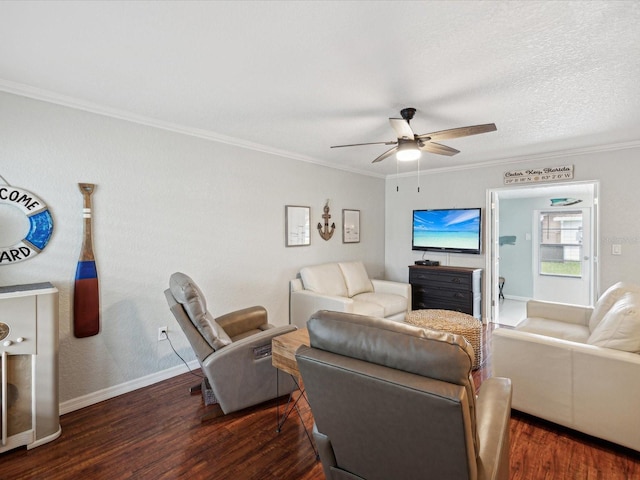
[158,326,168,341]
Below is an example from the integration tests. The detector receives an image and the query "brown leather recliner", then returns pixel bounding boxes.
[296,310,512,480]
[165,272,297,415]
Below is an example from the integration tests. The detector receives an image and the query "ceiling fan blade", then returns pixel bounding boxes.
[418,141,460,156]
[389,118,415,140]
[331,141,397,148]
[372,146,398,163]
[417,123,497,142]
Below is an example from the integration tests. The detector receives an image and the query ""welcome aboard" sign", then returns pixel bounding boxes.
[0,186,54,264]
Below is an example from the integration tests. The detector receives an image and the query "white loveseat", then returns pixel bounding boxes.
[492,282,640,451]
[289,261,411,329]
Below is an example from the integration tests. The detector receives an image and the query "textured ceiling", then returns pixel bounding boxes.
[1,1,639,177]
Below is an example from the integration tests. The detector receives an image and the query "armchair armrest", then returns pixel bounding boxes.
[216,306,269,338]
[476,377,512,480]
[371,279,411,298]
[526,299,592,326]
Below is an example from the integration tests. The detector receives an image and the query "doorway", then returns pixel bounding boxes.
[486,181,599,325]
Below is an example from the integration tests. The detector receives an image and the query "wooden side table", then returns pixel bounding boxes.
[272,327,309,378]
[271,328,317,458]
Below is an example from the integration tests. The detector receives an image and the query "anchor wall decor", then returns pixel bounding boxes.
[317,200,335,241]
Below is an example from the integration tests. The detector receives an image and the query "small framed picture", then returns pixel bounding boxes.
[285,205,310,247]
[342,209,360,243]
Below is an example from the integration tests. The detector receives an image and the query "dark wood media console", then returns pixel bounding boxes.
[408,265,482,319]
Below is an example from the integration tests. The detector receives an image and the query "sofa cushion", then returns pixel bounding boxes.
[300,263,348,297]
[516,317,590,343]
[353,292,408,317]
[338,261,374,297]
[590,282,640,332]
[169,272,232,350]
[587,292,640,352]
[350,300,385,318]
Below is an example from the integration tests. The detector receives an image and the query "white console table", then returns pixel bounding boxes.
[0,282,60,453]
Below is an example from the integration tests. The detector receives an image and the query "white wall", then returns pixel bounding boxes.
[0,92,385,406]
[385,167,490,283]
[385,146,640,314]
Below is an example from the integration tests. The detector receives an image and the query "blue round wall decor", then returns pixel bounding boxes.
[0,185,54,264]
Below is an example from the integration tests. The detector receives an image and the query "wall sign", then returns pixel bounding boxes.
[504,165,574,185]
[0,185,54,264]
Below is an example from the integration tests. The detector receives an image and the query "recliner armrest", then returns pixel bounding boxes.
[312,424,339,480]
[526,300,592,326]
[216,306,269,338]
[475,377,512,480]
[202,324,297,414]
[203,325,297,376]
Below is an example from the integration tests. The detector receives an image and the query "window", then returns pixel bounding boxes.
[538,210,583,277]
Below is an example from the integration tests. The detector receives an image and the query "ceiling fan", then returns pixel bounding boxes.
[331,108,497,163]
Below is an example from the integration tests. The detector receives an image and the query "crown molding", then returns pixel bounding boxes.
[3,79,635,181]
[391,140,640,179]
[0,79,385,179]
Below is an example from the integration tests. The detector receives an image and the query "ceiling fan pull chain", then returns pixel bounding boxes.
[396,158,399,192]
[417,158,421,193]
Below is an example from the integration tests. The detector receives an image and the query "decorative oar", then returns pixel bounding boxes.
[74,183,100,338]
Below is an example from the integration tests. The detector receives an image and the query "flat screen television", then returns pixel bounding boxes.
[412,208,482,254]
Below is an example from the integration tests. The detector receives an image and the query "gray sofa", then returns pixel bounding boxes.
[296,310,512,480]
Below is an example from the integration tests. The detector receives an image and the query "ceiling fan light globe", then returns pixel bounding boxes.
[396,145,421,161]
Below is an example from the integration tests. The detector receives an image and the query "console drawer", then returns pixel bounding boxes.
[408,265,482,319]
[413,297,472,314]
[411,275,470,291]
[412,286,472,302]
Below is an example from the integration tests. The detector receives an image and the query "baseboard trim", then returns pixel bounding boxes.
[59,360,200,415]
[503,295,531,302]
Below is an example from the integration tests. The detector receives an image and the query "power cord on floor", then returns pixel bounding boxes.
[163,330,204,380]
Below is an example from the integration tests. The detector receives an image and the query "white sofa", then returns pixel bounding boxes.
[492,282,640,451]
[289,261,411,329]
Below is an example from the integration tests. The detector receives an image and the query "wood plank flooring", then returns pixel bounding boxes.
[2,326,639,479]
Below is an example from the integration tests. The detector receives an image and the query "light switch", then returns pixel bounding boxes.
[612,244,622,255]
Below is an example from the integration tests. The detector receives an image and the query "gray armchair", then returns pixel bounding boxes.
[296,310,512,480]
[165,272,296,416]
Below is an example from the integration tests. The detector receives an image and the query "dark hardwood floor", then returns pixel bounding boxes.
[2,326,639,479]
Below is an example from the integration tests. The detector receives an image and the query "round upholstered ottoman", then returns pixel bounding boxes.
[405,309,483,369]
